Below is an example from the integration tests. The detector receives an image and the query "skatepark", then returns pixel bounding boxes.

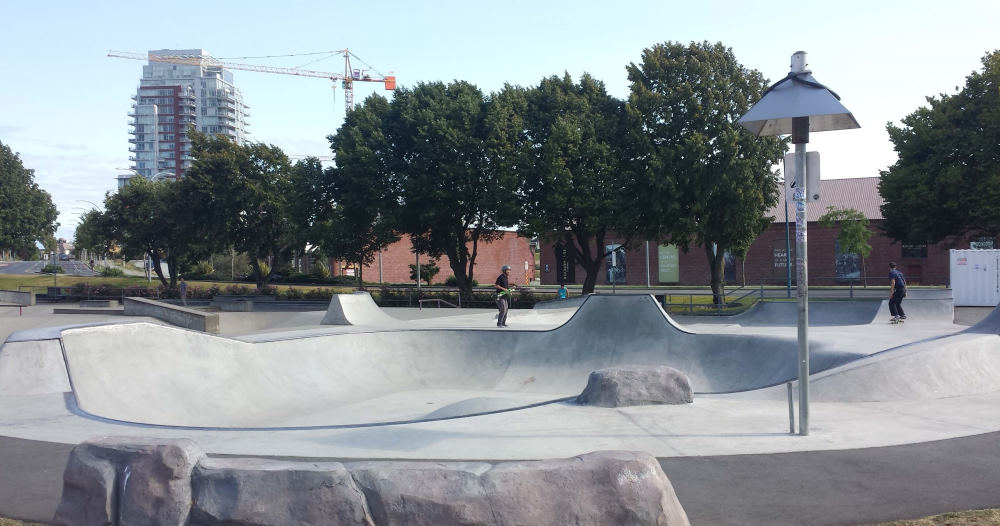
[2,289,1000,524]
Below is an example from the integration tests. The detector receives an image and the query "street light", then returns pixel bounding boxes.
[738,51,859,436]
[115,168,175,188]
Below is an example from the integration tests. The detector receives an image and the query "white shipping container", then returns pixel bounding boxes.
[949,249,1000,306]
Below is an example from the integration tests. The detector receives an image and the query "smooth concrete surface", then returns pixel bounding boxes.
[3,293,1000,523]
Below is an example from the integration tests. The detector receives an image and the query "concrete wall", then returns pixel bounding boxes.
[123,297,219,333]
[328,230,536,285]
[0,290,35,306]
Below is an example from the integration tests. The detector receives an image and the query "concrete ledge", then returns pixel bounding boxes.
[55,438,690,526]
[213,294,276,302]
[0,289,35,306]
[79,300,119,308]
[123,297,219,333]
[209,299,253,311]
[53,307,125,315]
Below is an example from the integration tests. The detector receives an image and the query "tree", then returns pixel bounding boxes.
[324,95,401,286]
[501,73,646,294]
[184,131,301,288]
[101,177,203,288]
[334,82,520,296]
[0,140,59,259]
[879,50,1000,244]
[627,41,786,303]
[819,206,873,285]
[72,209,110,260]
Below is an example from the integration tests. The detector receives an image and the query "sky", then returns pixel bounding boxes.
[1,0,998,242]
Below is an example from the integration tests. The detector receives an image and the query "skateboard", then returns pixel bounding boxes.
[890,317,905,324]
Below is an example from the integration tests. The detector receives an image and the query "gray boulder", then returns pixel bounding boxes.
[483,450,689,526]
[54,437,204,526]
[348,461,494,526]
[190,458,374,525]
[577,365,693,407]
[348,452,688,526]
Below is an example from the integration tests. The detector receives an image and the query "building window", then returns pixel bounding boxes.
[901,243,928,258]
[970,237,995,250]
[834,240,861,280]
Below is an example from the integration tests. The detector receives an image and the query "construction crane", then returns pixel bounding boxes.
[108,49,396,113]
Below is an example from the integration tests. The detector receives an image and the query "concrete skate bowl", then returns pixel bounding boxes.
[688,295,955,327]
[37,294,873,430]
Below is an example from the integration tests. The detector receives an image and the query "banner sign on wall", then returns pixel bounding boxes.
[658,244,679,283]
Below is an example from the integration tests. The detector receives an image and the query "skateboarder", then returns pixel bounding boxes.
[495,265,512,327]
[888,262,906,322]
[179,277,188,307]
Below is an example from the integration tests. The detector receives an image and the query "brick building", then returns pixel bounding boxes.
[539,177,992,287]
[326,229,535,285]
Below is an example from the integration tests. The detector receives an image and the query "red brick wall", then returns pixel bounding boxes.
[539,222,974,287]
[330,231,535,285]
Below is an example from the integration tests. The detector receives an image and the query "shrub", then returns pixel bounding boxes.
[98,266,124,277]
[185,261,215,280]
[282,272,314,284]
[409,261,440,285]
[41,264,64,274]
[310,261,331,281]
[444,275,479,287]
[302,288,334,300]
[280,287,305,300]
[329,275,359,286]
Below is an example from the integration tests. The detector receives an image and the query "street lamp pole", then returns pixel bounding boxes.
[738,51,859,436]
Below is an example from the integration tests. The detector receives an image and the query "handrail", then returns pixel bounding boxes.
[418,298,459,310]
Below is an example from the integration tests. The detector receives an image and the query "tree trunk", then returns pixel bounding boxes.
[150,250,168,288]
[704,243,726,305]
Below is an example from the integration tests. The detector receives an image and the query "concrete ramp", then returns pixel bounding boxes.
[321,291,399,325]
[714,300,882,326]
[873,297,954,322]
[55,294,864,429]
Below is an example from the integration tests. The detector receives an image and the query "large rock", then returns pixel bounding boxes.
[577,365,693,407]
[348,452,688,526]
[54,437,205,526]
[347,461,494,525]
[483,451,689,526]
[190,457,374,525]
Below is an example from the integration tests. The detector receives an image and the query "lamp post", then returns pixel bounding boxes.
[738,51,859,435]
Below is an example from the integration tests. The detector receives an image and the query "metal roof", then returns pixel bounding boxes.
[769,176,883,222]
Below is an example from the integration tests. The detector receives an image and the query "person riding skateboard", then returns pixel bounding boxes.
[888,262,906,322]
[495,265,512,327]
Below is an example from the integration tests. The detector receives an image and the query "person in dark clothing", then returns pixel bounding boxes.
[888,262,906,321]
[495,265,512,327]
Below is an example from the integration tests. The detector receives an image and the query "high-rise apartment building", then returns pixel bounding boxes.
[125,49,249,185]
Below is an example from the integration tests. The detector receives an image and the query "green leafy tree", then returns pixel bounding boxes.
[0,140,59,259]
[627,41,787,303]
[501,73,645,294]
[184,130,301,288]
[72,209,110,260]
[101,177,204,288]
[394,81,521,296]
[409,260,440,285]
[879,50,1000,244]
[323,95,401,286]
[819,206,873,285]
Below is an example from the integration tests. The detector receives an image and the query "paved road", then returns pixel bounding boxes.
[0,260,98,277]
